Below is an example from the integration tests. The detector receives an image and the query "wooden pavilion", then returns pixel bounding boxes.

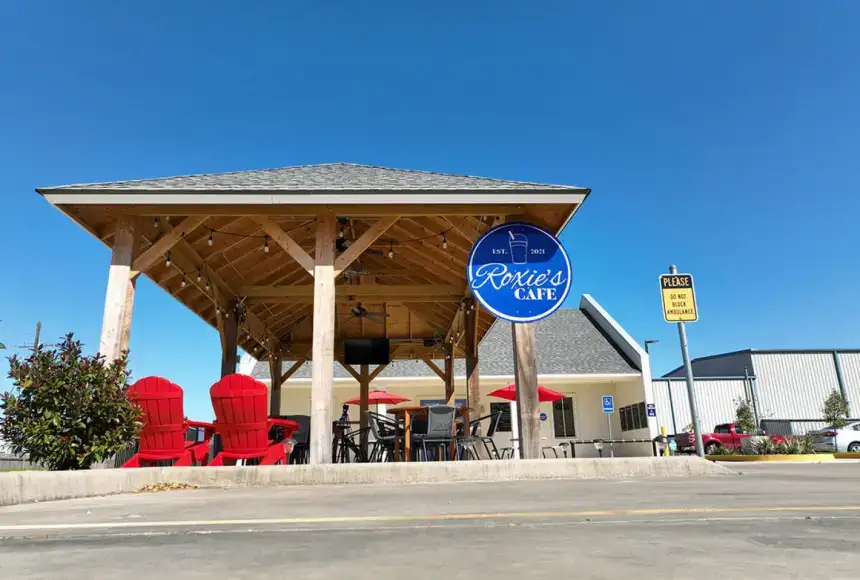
[37,163,589,463]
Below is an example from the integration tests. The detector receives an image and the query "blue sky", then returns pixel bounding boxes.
[2,2,859,420]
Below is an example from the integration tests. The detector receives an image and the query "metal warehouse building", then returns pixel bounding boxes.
[655,349,860,436]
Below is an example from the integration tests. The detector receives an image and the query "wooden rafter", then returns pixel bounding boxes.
[253,216,316,275]
[131,216,208,279]
[421,357,445,381]
[334,216,399,276]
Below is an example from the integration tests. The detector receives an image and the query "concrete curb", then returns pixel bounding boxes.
[0,457,731,506]
[834,452,860,459]
[706,454,835,462]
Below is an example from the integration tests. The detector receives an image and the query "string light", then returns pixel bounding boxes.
[196,270,201,283]
[388,243,394,259]
[165,252,171,267]
[180,278,186,289]
[339,226,345,239]
[216,305,220,314]
[153,217,160,228]
[442,232,447,249]
[208,231,214,246]
[263,235,270,253]
[205,280,210,291]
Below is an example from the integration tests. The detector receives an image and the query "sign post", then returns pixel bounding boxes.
[602,395,614,458]
[468,222,572,460]
[660,266,704,458]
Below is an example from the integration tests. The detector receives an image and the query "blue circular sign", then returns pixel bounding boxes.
[539,412,548,422]
[467,222,572,323]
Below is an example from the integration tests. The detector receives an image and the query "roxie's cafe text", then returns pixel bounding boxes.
[469,264,567,300]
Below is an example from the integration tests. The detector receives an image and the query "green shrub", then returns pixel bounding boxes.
[822,389,849,429]
[708,445,741,456]
[752,435,814,455]
[0,334,140,470]
[734,398,757,434]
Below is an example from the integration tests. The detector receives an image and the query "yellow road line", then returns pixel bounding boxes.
[2,505,860,532]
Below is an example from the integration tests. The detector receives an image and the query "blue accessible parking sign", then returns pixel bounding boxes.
[602,395,614,414]
[467,222,572,323]
[646,403,656,417]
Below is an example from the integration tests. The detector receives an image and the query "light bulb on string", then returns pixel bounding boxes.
[208,231,214,246]
[153,217,160,228]
[205,280,210,291]
[165,252,171,267]
[442,232,447,249]
[180,278,186,289]
[263,235,270,253]
[196,270,201,283]
[388,243,394,259]
[339,227,344,239]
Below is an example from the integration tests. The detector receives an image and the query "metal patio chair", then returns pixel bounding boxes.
[414,405,457,461]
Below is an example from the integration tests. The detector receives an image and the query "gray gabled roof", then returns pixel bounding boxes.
[252,308,639,381]
[37,162,587,193]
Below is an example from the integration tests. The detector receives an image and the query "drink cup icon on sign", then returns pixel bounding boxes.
[508,231,529,264]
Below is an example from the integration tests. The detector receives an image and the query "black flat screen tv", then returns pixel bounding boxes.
[343,338,391,365]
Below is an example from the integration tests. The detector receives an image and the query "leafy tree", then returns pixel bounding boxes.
[0,334,140,470]
[734,398,757,434]
[822,389,849,429]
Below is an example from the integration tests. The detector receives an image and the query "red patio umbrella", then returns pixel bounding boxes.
[488,384,566,403]
[345,390,410,406]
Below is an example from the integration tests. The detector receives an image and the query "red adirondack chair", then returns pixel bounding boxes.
[208,374,299,466]
[122,376,214,468]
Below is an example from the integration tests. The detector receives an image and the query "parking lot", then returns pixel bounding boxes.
[1,461,859,579]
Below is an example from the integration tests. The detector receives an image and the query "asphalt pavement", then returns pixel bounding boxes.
[2,461,859,579]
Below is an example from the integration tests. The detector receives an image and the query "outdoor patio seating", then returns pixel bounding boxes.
[413,405,457,461]
[208,374,299,466]
[122,376,214,468]
[368,411,402,462]
[469,411,504,460]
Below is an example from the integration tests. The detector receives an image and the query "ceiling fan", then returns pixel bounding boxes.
[338,303,390,323]
[336,218,384,256]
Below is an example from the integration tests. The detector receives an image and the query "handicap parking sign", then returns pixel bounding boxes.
[602,395,614,414]
[646,403,656,417]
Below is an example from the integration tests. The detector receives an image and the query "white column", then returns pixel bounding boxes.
[99,215,137,362]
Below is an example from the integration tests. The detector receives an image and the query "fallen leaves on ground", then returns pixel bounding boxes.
[134,482,199,493]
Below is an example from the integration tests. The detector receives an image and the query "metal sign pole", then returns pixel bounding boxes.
[606,413,614,458]
[670,265,705,458]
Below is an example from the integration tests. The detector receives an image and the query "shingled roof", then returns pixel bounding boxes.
[37,162,586,193]
[251,308,640,381]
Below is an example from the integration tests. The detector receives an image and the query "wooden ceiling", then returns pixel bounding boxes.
[53,202,581,361]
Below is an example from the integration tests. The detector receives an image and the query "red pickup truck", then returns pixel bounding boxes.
[674,423,784,455]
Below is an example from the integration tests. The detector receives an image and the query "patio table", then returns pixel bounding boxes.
[387,405,470,462]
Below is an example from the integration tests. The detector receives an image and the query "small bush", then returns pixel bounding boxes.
[708,445,741,456]
[734,398,757,434]
[752,435,814,455]
[0,334,140,470]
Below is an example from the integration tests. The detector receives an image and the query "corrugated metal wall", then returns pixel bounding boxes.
[837,353,860,415]
[652,378,749,435]
[752,353,840,420]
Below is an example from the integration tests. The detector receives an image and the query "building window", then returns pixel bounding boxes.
[490,402,512,432]
[620,402,648,432]
[552,397,576,438]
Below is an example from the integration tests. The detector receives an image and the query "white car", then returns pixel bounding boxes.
[809,422,860,453]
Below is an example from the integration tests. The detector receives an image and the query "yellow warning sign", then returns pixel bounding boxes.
[660,274,698,322]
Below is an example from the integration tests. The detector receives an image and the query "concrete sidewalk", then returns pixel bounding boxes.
[0,456,729,506]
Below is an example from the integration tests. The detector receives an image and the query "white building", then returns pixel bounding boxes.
[656,349,860,436]
[251,295,659,457]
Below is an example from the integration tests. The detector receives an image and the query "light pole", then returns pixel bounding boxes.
[644,339,659,354]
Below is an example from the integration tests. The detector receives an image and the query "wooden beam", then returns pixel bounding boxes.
[99,215,137,361]
[253,216,316,275]
[268,342,282,416]
[334,216,399,276]
[309,212,336,464]
[421,357,446,381]
[512,322,539,460]
[120,218,145,349]
[242,284,464,302]
[131,215,207,279]
[369,364,387,381]
[281,359,305,382]
[464,297,481,420]
[220,297,239,377]
[337,358,362,382]
[444,343,455,401]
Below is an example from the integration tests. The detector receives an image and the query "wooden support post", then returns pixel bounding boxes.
[310,212,336,464]
[220,297,239,377]
[268,342,283,416]
[359,363,370,458]
[99,215,138,362]
[444,343,455,402]
[512,322,540,459]
[120,218,144,351]
[464,297,481,418]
